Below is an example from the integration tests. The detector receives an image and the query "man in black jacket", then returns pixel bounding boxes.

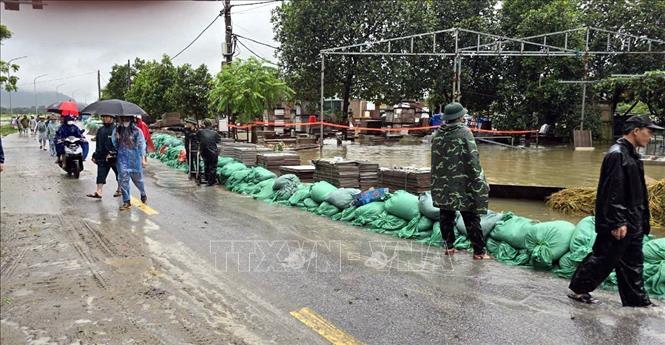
[568,115,663,307]
[87,114,121,199]
[197,119,221,186]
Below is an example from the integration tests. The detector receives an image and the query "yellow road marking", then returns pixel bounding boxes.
[290,307,363,345]
[130,197,159,215]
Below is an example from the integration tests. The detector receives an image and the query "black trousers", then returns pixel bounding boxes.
[202,152,217,185]
[440,210,486,255]
[96,162,118,185]
[569,232,651,307]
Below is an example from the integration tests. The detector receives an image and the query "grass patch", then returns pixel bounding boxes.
[0,125,18,136]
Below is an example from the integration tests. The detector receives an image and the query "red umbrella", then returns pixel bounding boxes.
[46,101,81,116]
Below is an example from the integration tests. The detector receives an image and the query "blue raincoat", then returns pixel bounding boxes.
[112,124,146,173]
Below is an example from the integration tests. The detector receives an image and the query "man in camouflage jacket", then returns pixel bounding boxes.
[431,102,490,259]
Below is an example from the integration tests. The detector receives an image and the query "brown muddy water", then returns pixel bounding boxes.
[299,142,665,235]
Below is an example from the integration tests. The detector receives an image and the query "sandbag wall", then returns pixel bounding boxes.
[150,133,665,299]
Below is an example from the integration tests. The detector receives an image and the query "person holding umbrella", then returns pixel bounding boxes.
[112,115,148,210]
[87,114,121,199]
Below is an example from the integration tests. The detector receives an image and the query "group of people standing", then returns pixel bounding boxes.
[169,118,221,186]
[431,101,661,308]
[13,114,62,156]
[87,114,154,211]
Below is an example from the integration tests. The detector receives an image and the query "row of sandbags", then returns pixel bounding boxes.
[150,133,188,172]
[153,136,665,298]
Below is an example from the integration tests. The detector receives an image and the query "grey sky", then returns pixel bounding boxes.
[1,0,280,105]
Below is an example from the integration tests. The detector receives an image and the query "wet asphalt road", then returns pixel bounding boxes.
[1,133,664,345]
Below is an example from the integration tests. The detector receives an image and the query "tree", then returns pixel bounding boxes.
[209,58,294,123]
[595,71,665,123]
[101,58,145,100]
[273,0,429,122]
[125,56,176,117]
[167,64,213,120]
[0,25,20,92]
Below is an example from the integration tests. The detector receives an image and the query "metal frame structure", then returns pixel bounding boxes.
[317,26,665,146]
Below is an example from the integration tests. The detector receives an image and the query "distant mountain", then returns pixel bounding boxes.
[0,90,74,108]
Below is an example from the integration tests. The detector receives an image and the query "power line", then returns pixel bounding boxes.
[233,33,280,50]
[172,9,223,60]
[232,0,279,8]
[232,1,276,14]
[235,37,279,66]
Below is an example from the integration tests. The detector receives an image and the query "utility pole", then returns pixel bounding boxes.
[126,59,131,94]
[97,70,102,100]
[223,0,232,65]
[223,0,233,138]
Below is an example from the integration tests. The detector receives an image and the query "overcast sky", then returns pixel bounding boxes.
[1,0,280,104]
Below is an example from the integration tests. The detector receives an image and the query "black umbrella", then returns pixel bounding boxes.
[80,99,147,117]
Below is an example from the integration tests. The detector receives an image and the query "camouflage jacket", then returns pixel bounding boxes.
[430,123,489,213]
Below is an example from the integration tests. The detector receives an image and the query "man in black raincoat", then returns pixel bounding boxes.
[568,115,663,306]
[197,119,221,186]
[169,118,199,179]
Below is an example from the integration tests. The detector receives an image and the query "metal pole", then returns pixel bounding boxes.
[6,56,27,116]
[224,0,233,65]
[320,54,325,151]
[33,73,48,114]
[581,83,586,131]
[97,70,102,100]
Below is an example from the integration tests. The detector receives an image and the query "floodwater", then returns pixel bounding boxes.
[300,141,665,235]
[301,141,665,187]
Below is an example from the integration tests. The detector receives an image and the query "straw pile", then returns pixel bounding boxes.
[546,179,665,229]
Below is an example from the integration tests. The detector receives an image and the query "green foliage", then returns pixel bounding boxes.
[167,64,213,119]
[209,58,294,123]
[0,25,20,92]
[595,71,665,123]
[101,58,145,100]
[125,56,177,116]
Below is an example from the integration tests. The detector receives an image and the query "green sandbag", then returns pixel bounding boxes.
[253,179,275,200]
[552,216,597,278]
[349,202,385,226]
[310,181,338,203]
[246,167,276,184]
[273,182,301,202]
[326,188,361,209]
[455,210,504,238]
[454,236,471,250]
[643,238,665,264]
[273,174,300,190]
[397,216,434,239]
[418,192,440,220]
[525,220,576,270]
[289,185,312,207]
[217,156,235,167]
[570,216,597,252]
[370,212,409,233]
[489,214,534,249]
[384,190,420,221]
[418,222,443,247]
[303,197,320,211]
[226,168,252,190]
[220,162,247,177]
[486,238,531,266]
[332,206,356,221]
[643,238,665,296]
[315,201,341,218]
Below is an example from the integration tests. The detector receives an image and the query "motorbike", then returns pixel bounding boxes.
[58,136,85,178]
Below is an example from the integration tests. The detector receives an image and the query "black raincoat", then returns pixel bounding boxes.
[196,128,221,185]
[569,138,652,306]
